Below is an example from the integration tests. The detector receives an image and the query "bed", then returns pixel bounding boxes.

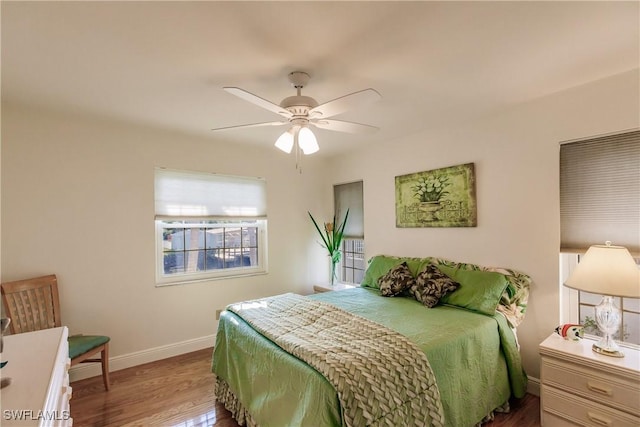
[212,256,531,427]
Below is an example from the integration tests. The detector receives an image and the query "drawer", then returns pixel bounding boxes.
[542,385,640,427]
[542,410,580,427]
[542,357,640,415]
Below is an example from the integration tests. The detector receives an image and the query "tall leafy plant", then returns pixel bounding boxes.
[308,209,349,285]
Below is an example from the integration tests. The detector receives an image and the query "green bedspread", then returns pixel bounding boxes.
[212,287,527,427]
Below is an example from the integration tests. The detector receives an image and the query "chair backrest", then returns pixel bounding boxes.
[1,274,61,334]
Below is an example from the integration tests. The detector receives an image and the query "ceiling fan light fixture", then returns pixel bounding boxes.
[274,129,294,153]
[215,71,382,162]
[298,126,319,155]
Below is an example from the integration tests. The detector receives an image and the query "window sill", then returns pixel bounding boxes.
[156,270,268,287]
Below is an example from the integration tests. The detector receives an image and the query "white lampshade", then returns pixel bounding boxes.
[565,243,640,298]
[274,129,294,153]
[298,127,319,155]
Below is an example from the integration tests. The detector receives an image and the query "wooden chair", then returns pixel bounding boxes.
[1,274,110,390]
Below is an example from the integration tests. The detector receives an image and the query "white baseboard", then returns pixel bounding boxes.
[527,375,540,396]
[69,334,216,383]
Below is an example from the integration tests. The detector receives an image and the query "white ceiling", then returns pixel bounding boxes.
[2,1,638,157]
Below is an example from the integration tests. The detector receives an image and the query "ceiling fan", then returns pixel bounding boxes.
[212,71,381,155]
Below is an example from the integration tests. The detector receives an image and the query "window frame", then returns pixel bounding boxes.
[155,219,268,286]
[154,168,268,286]
[559,130,640,347]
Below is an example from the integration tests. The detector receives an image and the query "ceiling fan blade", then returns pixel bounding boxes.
[211,121,287,131]
[311,119,379,134]
[223,87,292,118]
[310,88,381,119]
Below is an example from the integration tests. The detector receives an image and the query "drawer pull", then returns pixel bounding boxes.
[587,382,613,396]
[587,412,612,426]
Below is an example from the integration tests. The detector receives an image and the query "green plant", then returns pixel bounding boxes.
[412,175,450,203]
[309,209,349,283]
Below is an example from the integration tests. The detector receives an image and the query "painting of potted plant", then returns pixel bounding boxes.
[395,163,477,227]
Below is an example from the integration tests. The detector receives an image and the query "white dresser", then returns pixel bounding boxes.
[540,333,640,426]
[1,327,73,427]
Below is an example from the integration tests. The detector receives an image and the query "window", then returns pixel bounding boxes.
[341,238,366,284]
[155,169,267,285]
[334,181,365,284]
[559,130,639,345]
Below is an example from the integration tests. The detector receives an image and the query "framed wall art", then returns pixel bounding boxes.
[395,162,477,228]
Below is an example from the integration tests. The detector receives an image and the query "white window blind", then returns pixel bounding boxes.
[334,181,364,238]
[155,168,267,219]
[560,130,639,253]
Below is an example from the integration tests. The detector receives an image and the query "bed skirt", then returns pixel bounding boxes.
[215,372,511,427]
[214,375,259,427]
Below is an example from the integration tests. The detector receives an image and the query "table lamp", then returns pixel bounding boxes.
[564,241,640,357]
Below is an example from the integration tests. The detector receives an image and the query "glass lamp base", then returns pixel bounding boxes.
[592,342,625,358]
[592,295,625,358]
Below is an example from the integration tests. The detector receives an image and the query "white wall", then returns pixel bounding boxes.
[1,103,331,375]
[327,69,640,380]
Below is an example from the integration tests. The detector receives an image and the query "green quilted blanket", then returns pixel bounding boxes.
[226,293,445,427]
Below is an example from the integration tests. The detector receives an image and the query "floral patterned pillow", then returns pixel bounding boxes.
[432,257,531,327]
[411,264,460,307]
[378,262,415,297]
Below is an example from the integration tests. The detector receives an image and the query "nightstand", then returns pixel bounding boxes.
[539,333,640,426]
[313,283,358,293]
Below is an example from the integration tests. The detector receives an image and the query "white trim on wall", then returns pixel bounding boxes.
[527,376,541,397]
[69,334,216,383]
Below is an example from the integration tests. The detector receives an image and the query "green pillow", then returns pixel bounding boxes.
[360,255,431,289]
[404,257,432,277]
[361,256,403,289]
[437,264,508,315]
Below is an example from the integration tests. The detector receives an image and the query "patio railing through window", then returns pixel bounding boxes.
[341,239,365,284]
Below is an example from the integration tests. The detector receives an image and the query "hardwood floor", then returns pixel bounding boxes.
[71,348,541,426]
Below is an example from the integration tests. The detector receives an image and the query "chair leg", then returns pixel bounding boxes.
[101,343,110,391]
